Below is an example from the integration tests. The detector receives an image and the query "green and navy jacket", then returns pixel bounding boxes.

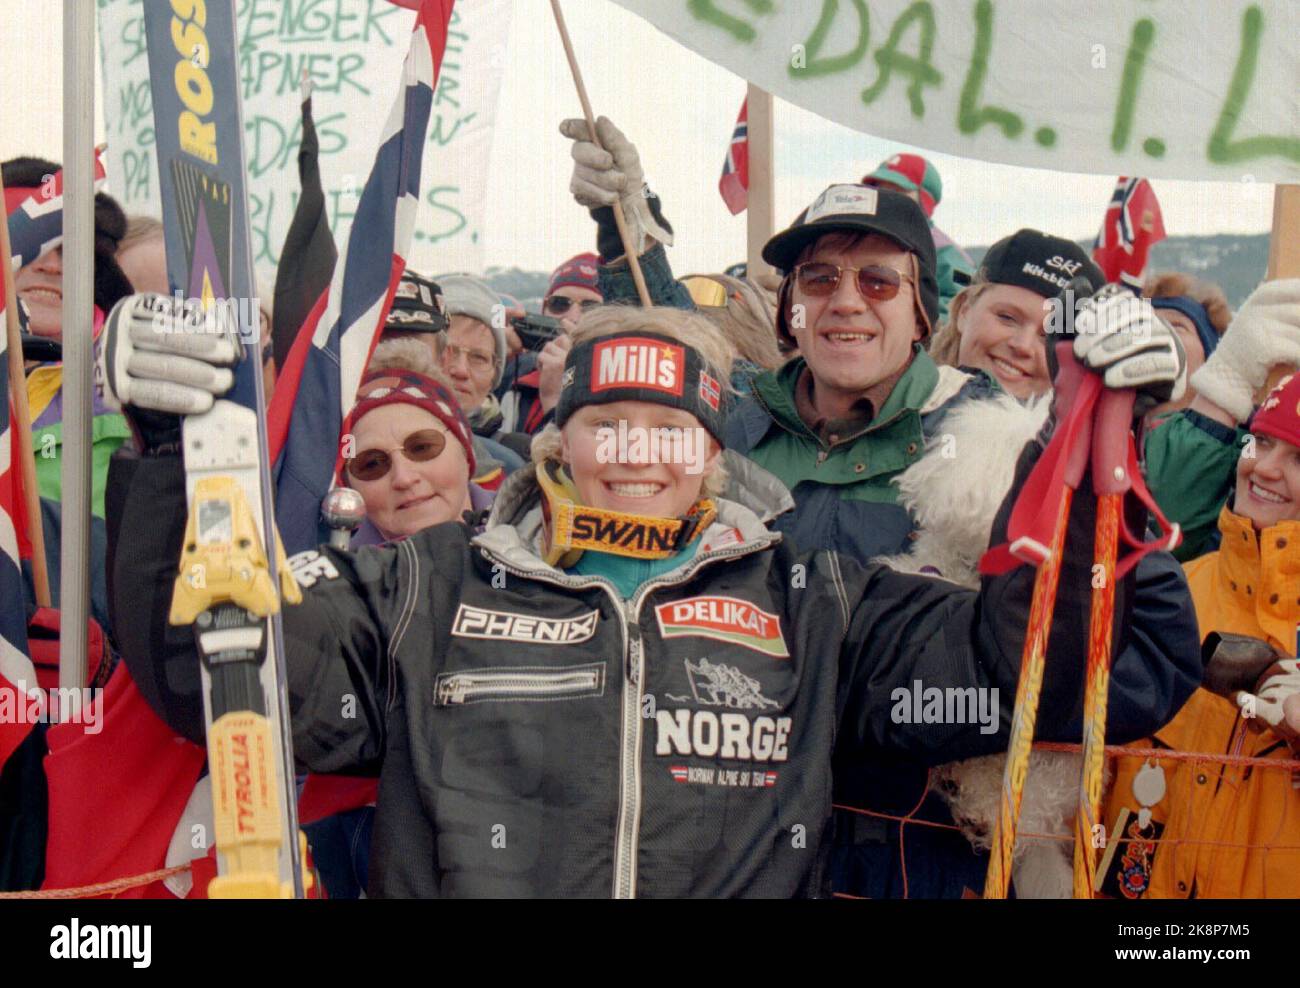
[726,348,998,562]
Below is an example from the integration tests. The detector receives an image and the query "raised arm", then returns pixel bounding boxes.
[101,294,404,775]
[558,115,695,311]
[1144,279,1300,560]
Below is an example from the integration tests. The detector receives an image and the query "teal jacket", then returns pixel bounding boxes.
[1142,408,1246,562]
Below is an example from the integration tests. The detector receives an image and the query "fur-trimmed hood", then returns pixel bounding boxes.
[876,392,1051,587]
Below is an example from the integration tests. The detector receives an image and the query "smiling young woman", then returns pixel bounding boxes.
[928,229,1106,401]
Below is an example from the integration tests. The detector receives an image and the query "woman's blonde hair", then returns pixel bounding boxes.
[367,337,457,394]
[530,305,732,499]
[682,273,783,370]
[928,275,995,368]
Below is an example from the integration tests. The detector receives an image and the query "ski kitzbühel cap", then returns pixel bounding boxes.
[978,229,1106,299]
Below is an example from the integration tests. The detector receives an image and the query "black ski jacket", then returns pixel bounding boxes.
[105,436,1201,897]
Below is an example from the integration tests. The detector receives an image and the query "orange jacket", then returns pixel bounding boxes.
[1103,507,1300,898]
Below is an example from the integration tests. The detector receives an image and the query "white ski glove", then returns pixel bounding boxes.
[559,115,673,257]
[1189,278,1300,422]
[1238,658,1300,748]
[1072,284,1187,406]
[99,292,242,417]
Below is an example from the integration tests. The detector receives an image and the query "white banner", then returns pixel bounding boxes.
[611,0,1299,184]
[97,0,511,286]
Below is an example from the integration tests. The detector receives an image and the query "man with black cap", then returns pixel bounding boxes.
[726,183,998,563]
[379,268,449,352]
[368,269,524,489]
[728,184,1191,899]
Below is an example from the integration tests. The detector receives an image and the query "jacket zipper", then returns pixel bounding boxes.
[435,666,603,705]
[478,536,778,898]
[613,602,644,898]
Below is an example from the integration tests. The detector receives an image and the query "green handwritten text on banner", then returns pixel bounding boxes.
[612,0,1299,183]
[98,0,512,285]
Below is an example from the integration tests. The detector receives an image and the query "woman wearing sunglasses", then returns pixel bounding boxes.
[101,291,1198,898]
[540,253,603,331]
[341,339,495,546]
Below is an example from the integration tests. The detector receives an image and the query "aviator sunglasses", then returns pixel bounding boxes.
[346,429,448,482]
[793,262,912,301]
[543,295,601,316]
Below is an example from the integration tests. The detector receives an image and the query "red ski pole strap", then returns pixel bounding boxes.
[1113,438,1181,580]
[978,360,1099,576]
[979,375,1182,578]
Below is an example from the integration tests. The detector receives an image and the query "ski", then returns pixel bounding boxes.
[144,0,305,897]
[981,335,1097,899]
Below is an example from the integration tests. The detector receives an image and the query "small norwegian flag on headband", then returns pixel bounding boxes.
[4,148,109,271]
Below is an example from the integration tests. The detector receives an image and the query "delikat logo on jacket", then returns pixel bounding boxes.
[592,337,683,395]
[654,595,790,657]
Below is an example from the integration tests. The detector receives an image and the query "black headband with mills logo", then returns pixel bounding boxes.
[555,332,726,442]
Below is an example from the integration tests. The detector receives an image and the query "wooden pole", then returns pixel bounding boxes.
[745,84,775,284]
[1267,185,1300,278]
[0,171,52,608]
[549,0,652,308]
[1259,183,1300,398]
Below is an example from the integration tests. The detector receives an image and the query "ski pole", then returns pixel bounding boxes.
[1072,387,1136,897]
[984,342,1094,899]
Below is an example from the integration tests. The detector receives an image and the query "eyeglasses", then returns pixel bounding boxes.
[346,429,447,482]
[793,262,912,301]
[440,342,495,374]
[543,295,601,316]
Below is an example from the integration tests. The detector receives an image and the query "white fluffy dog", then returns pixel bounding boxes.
[876,391,1086,899]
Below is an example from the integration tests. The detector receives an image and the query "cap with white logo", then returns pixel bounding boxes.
[763,183,939,339]
[977,229,1105,300]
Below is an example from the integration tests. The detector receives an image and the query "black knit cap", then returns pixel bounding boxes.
[978,229,1106,299]
[556,331,726,443]
[763,184,939,331]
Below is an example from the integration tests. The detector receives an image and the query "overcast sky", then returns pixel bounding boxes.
[4,1,1276,275]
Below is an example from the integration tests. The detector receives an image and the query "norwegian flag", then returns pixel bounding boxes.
[268,0,455,554]
[4,148,108,271]
[0,272,40,771]
[1092,177,1167,285]
[718,97,749,215]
